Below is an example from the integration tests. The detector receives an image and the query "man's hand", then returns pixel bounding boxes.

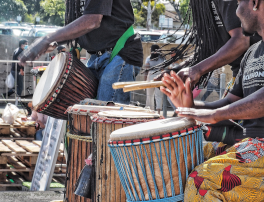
[19,37,57,65]
[20,69,24,76]
[160,71,194,108]
[37,120,45,129]
[177,67,202,87]
[176,107,219,124]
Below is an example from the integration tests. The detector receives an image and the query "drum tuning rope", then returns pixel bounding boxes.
[66,132,93,142]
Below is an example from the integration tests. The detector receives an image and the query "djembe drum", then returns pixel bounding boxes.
[92,110,162,202]
[108,117,204,201]
[65,104,158,202]
[33,52,98,120]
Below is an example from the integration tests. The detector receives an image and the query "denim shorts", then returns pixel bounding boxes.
[86,52,140,104]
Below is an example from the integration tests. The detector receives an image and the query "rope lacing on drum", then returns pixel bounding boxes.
[108,128,205,202]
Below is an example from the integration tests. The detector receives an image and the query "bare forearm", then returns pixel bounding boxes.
[192,35,249,76]
[215,89,264,122]
[45,15,102,44]
[193,98,230,109]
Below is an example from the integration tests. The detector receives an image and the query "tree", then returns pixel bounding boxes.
[40,0,65,26]
[0,0,27,22]
[169,0,182,22]
[179,0,190,24]
[138,0,157,30]
[23,0,42,15]
[136,1,165,30]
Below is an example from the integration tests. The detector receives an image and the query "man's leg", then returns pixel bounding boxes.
[96,54,139,104]
[16,73,24,96]
[35,129,44,140]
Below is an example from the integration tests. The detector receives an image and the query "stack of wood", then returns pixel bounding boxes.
[0,140,66,191]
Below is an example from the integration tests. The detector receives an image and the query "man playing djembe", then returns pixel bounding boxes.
[161,0,264,200]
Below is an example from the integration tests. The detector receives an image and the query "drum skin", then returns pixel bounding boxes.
[34,52,98,120]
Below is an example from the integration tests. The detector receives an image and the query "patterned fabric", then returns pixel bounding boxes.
[221,77,236,98]
[184,138,264,201]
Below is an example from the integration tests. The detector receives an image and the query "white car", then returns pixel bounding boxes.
[138,31,162,42]
[28,28,58,37]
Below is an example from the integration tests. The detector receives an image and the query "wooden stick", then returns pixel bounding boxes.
[123,81,165,92]
[112,81,148,89]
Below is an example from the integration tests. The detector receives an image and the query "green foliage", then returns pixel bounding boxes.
[40,0,65,26]
[23,13,34,23]
[135,1,165,28]
[179,0,191,24]
[0,0,27,22]
[23,0,41,15]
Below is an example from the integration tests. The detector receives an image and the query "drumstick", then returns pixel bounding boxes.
[123,81,165,92]
[112,81,149,89]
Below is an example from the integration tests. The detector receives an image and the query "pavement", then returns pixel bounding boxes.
[0,191,63,202]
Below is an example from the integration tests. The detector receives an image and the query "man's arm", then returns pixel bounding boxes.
[19,14,102,64]
[161,71,241,110]
[176,89,264,124]
[178,28,250,85]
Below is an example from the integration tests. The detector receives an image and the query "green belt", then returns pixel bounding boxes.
[109,25,134,62]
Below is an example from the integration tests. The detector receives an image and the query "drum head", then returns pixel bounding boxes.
[98,110,160,119]
[69,105,157,115]
[110,117,196,141]
[33,53,67,108]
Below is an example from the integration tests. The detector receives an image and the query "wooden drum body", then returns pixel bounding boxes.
[108,117,204,201]
[66,107,95,202]
[92,111,161,202]
[33,52,98,120]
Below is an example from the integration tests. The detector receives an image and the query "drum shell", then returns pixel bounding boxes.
[66,138,94,202]
[66,113,94,202]
[93,121,129,202]
[92,117,162,202]
[36,54,98,120]
[108,124,203,201]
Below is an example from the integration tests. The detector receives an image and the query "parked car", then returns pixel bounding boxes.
[0,27,13,35]
[28,28,58,37]
[2,21,19,27]
[138,31,162,42]
[11,26,31,36]
[159,30,190,44]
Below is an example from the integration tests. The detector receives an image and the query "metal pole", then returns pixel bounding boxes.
[162,94,167,118]
[15,63,17,104]
[220,73,226,99]
[24,64,26,97]
[6,62,8,99]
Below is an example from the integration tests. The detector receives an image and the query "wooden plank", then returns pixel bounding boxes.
[15,140,40,153]
[1,152,38,157]
[0,137,34,141]
[7,156,27,170]
[0,156,7,165]
[0,168,32,172]
[2,140,26,154]
[10,128,21,137]
[32,141,42,147]
[0,124,10,136]
[0,183,22,187]
[0,142,11,154]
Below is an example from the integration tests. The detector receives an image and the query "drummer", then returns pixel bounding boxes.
[155,0,261,94]
[162,2,264,199]
[19,0,143,105]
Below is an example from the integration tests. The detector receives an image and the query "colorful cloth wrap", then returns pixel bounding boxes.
[184,138,264,201]
[221,77,236,98]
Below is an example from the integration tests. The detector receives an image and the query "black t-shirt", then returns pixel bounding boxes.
[11,47,24,72]
[78,0,143,66]
[211,0,261,76]
[230,41,264,132]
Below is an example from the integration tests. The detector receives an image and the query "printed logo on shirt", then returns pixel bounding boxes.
[211,1,224,27]
[242,54,264,89]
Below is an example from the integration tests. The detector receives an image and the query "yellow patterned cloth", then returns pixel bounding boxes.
[184,138,264,202]
[221,77,236,98]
